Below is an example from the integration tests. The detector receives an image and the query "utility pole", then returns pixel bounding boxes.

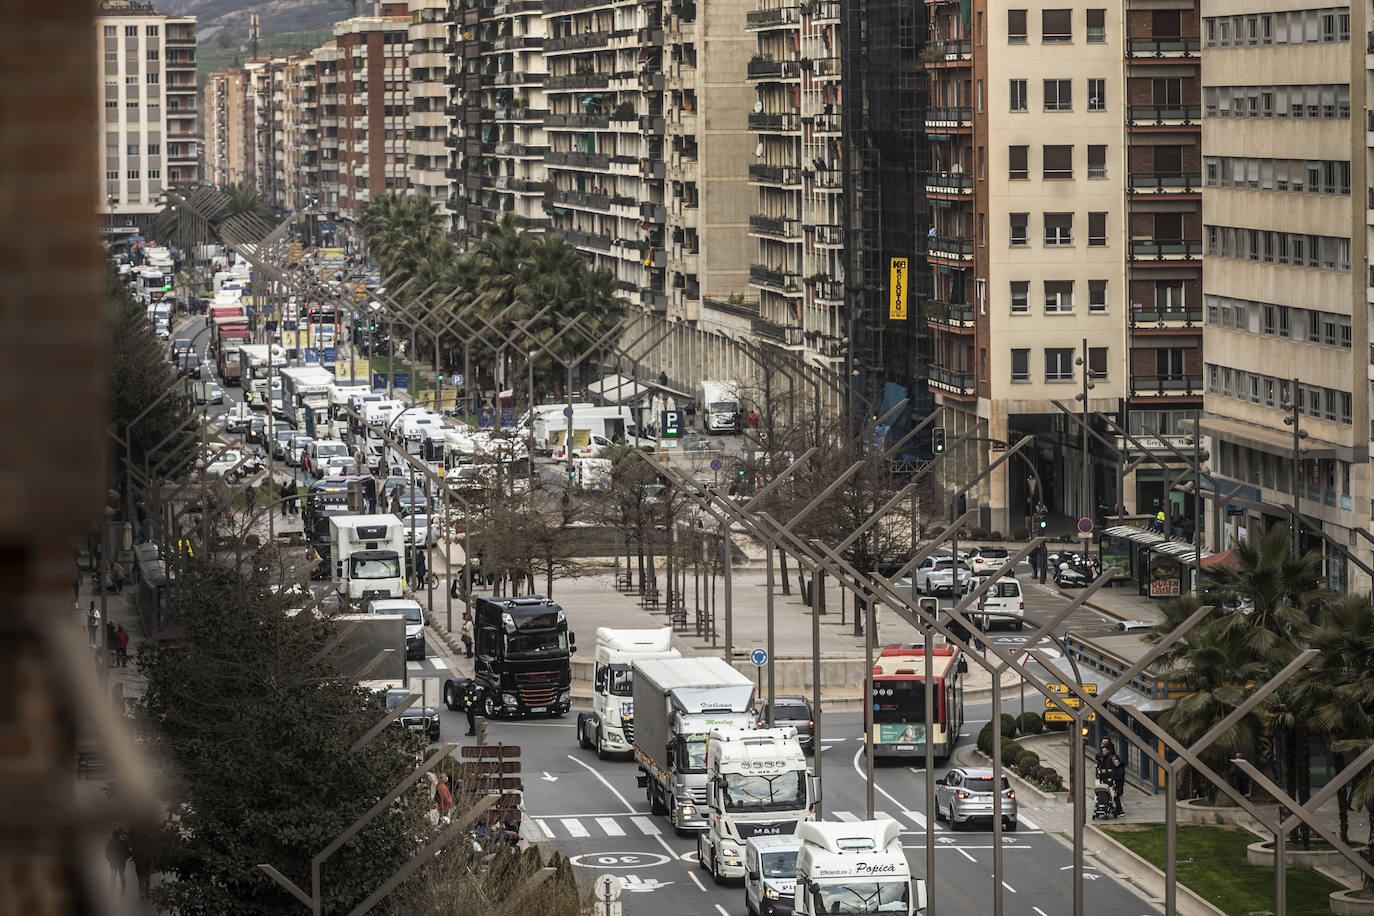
[1283,377,1307,561]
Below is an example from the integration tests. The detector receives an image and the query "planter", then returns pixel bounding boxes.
[1177,798,1280,835]
[1246,840,1368,873]
[1330,890,1374,916]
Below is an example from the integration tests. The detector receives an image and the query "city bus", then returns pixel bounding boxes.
[863,643,968,760]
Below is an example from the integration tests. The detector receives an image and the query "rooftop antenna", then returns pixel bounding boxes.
[249,12,259,60]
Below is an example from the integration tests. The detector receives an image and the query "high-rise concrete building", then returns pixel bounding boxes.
[408,0,452,213]
[1200,1,1370,588]
[315,43,342,221]
[207,69,251,188]
[96,1,198,240]
[334,3,412,220]
[284,53,320,212]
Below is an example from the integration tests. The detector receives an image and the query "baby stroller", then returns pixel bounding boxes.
[1091,779,1119,820]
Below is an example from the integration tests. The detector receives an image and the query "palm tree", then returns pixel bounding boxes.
[360,192,448,283]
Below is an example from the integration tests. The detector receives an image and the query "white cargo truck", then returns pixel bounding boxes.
[697,727,816,884]
[576,627,680,759]
[699,380,742,434]
[329,514,406,602]
[794,819,925,916]
[633,656,757,832]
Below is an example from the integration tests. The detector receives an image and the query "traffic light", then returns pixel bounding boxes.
[932,428,946,454]
[568,466,577,480]
[1036,505,1048,530]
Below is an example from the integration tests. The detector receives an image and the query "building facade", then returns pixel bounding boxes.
[334,4,412,221]
[207,69,250,188]
[97,2,199,240]
[1200,0,1372,590]
[408,0,452,214]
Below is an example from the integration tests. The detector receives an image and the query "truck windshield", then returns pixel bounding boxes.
[723,771,806,812]
[607,664,633,697]
[709,402,737,412]
[351,556,400,580]
[810,880,910,913]
[503,630,568,658]
[675,736,708,773]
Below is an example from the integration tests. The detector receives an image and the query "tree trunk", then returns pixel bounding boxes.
[636,541,646,594]
[777,546,790,595]
[817,569,827,614]
[545,553,554,598]
[1335,751,1350,845]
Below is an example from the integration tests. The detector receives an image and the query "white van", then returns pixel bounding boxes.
[744,835,801,916]
[961,576,1026,631]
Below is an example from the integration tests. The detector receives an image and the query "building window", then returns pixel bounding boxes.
[1045,280,1074,313]
[1088,346,1108,379]
[1042,9,1072,42]
[125,25,137,36]
[1010,79,1028,111]
[1088,212,1107,246]
[1087,144,1106,178]
[147,72,159,84]
[1043,145,1072,179]
[1011,349,1030,382]
[146,25,158,35]
[148,143,160,155]
[125,75,137,85]
[1045,348,1075,381]
[127,170,139,180]
[1045,212,1073,246]
[1086,9,1105,42]
[1044,79,1072,111]
[149,169,160,180]
[104,25,116,36]
[1089,280,1107,312]
[147,49,159,61]
[1010,212,1029,246]
[1156,348,1184,380]
[126,143,139,156]
[1008,145,1029,179]
[105,170,119,181]
[1008,9,1027,42]
[1011,281,1029,313]
[1087,78,1106,111]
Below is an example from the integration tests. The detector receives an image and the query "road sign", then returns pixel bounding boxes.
[563,406,573,417]
[1043,709,1096,723]
[1077,517,1094,535]
[1045,695,1085,710]
[749,648,768,667]
[990,439,1008,453]
[661,409,683,438]
[1047,683,1097,696]
[710,458,722,472]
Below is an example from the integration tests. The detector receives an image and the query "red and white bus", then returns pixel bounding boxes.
[863,643,968,760]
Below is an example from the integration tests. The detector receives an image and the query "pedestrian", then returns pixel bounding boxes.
[279,479,292,517]
[414,548,428,585]
[464,679,483,735]
[106,620,118,656]
[1095,738,1116,780]
[747,410,759,429]
[105,830,130,895]
[129,827,155,900]
[115,624,130,668]
[460,614,474,658]
[245,484,257,511]
[435,774,454,820]
[111,561,128,594]
[1108,753,1126,816]
[87,602,100,647]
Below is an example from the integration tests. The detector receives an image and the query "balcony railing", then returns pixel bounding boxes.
[1129,240,1202,260]
[746,58,802,80]
[748,111,801,132]
[545,149,611,170]
[1128,172,1200,194]
[749,215,802,238]
[928,235,973,259]
[925,171,972,193]
[810,111,842,133]
[545,188,614,212]
[746,6,800,29]
[923,298,975,328]
[749,264,802,292]
[545,112,610,129]
[1126,37,1201,57]
[924,106,973,127]
[1128,307,1203,328]
[749,164,800,185]
[546,72,611,90]
[1127,105,1202,126]
[559,228,614,252]
[928,366,976,394]
[1129,374,1203,397]
[929,38,972,61]
[752,316,789,342]
[813,278,844,302]
[544,31,611,52]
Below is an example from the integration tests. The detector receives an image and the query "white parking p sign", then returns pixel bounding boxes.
[661,409,683,438]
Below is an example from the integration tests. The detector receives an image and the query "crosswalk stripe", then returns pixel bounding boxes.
[1017,813,1038,831]
[534,819,551,840]
[876,810,895,822]
[631,816,661,836]
[596,817,626,837]
[902,809,928,829]
[832,810,859,822]
[560,818,589,838]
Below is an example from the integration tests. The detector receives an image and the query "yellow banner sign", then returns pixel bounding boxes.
[1047,683,1098,696]
[889,258,908,320]
[1043,710,1096,723]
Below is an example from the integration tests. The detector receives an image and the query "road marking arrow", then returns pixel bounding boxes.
[937,836,956,845]
[542,772,559,782]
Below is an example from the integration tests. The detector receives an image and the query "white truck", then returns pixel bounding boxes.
[633,656,757,833]
[329,514,407,602]
[697,727,816,884]
[240,344,287,402]
[576,627,680,759]
[280,366,337,434]
[794,819,925,916]
[699,380,742,434]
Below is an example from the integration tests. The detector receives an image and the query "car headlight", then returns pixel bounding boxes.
[558,689,571,703]
[501,693,518,708]
[678,805,695,817]
[765,887,780,900]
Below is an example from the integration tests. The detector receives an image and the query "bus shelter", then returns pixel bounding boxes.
[1098,524,1211,598]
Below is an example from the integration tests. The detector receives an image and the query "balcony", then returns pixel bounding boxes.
[1128,240,1202,262]
[545,149,611,170]
[546,72,611,91]
[559,228,614,252]
[546,188,614,212]
[925,171,972,195]
[927,38,971,64]
[1128,306,1203,329]
[924,106,973,130]
[493,71,547,87]
[747,58,802,81]
[1127,105,1202,127]
[1126,37,1201,59]
[749,264,803,294]
[749,164,801,186]
[810,111,842,134]
[928,366,976,396]
[544,31,611,53]
[749,214,802,239]
[808,223,843,246]
[495,176,547,194]
[749,111,801,132]
[813,278,843,303]
[1129,374,1203,398]
[751,315,791,343]
[545,112,609,129]
[927,235,973,261]
[1128,172,1200,196]
[746,6,800,30]
[922,298,975,329]
[493,106,549,123]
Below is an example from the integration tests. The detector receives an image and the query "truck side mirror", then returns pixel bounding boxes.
[808,773,821,807]
[666,747,675,768]
[747,870,760,881]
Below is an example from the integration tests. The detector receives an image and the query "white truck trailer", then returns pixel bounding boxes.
[632,656,757,832]
[699,380,742,434]
[328,514,406,602]
[794,819,925,916]
[696,726,815,884]
[576,627,680,759]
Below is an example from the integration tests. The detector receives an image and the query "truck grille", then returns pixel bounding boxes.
[514,671,561,707]
[688,786,707,804]
[623,721,634,744]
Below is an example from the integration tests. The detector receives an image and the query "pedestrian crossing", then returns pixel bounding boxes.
[406,657,451,673]
[528,808,1038,840]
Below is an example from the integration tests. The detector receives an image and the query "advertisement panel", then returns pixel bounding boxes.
[889,258,908,320]
[876,723,925,744]
[1149,553,1181,597]
[1099,535,1132,580]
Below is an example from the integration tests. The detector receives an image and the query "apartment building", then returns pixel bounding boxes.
[334,3,412,220]
[97,2,199,239]
[284,54,320,213]
[1200,1,1371,589]
[408,0,452,212]
[207,69,250,188]
[316,43,342,221]
[924,3,1131,531]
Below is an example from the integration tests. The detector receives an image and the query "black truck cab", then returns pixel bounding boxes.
[473,595,575,718]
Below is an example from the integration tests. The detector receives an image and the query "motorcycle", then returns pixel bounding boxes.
[1053,552,1099,588]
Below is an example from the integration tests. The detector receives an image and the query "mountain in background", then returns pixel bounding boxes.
[164,0,356,46]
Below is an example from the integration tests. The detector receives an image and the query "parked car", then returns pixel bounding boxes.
[401,514,435,548]
[966,546,1012,577]
[286,435,314,467]
[272,428,296,460]
[913,555,971,597]
[205,448,263,481]
[935,767,1017,831]
[960,576,1025,630]
[755,695,814,755]
[553,434,613,460]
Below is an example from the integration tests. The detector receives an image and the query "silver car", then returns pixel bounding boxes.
[934,766,1017,831]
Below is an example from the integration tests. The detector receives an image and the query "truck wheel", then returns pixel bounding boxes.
[444,683,458,711]
[649,782,667,816]
[712,853,726,886]
[483,695,499,719]
[595,729,608,760]
[577,719,592,750]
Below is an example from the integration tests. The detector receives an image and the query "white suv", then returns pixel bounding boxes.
[914,556,971,597]
[962,576,1025,631]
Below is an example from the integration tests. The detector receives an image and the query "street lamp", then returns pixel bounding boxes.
[1074,338,1095,552]
[1281,377,1310,560]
